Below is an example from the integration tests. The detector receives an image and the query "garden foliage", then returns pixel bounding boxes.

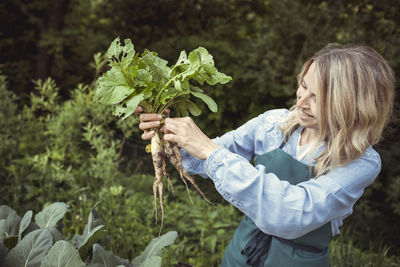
[0,64,241,265]
[0,202,177,267]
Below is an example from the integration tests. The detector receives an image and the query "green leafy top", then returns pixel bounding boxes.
[94,37,231,119]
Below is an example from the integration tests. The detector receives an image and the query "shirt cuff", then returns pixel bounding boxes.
[204,146,228,178]
[180,148,201,173]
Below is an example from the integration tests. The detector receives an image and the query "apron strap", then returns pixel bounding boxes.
[279,140,286,149]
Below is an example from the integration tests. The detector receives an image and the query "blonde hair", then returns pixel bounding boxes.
[281,44,395,176]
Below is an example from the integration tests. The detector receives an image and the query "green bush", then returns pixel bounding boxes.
[0,202,177,266]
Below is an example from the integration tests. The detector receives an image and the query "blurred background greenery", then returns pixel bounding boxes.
[0,0,399,266]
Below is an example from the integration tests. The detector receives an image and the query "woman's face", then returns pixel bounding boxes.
[296,62,319,131]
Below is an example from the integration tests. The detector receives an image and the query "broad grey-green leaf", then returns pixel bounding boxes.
[40,240,85,267]
[35,202,68,229]
[0,205,21,242]
[95,69,133,105]
[77,225,104,260]
[48,227,64,242]
[187,100,201,116]
[90,243,132,267]
[76,209,105,260]
[140,256,161,267]
[5,229,52,267]
[0,243,8,266]
[132,231,177,266]
[19,210,33,242]
[190,91,218,112]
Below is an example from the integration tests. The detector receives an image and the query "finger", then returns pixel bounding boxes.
[140,113,162,122]
[164,117,185,125]
[163,133,180,145]
[139,120,161,131]
[164,109,171,117]
[164,119,181,134]
[141,130,155,140]
[159,124,166,132]
[134,105,144,114]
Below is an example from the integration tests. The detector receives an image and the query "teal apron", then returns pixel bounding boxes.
[221,141,331,267]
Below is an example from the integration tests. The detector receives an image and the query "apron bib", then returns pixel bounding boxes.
[221,142,331,267]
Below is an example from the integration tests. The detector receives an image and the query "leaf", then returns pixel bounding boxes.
[40,240,85,267]
[132,231,178,266]
[160,87,179,105]
[134,69,153,88]
[0,243,8,266]
[95,68,134,105]
[5,229,52,267]
[47,227,64,243]
[200,69,232,85]
[174,50,189,67]
[140,256,161,267]
[195,47,232,85]
[90,243,132,267]
[206,235,217,253]
[195,47,216,74]
[75,209,105,260]
[186,100,201,116]
[173,79,183,91]
[35,202,68,229]
[113,92,145,120]
[141,51,171,83]
[0,205,21,242]
[19,210,33,242]
[179,50,201,82]
[190,91,218,112]
[106,37,135,70]
[190,86,204,93]
[174,102,188,117]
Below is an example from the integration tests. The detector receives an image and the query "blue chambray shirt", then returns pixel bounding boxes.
[181,109,381,239]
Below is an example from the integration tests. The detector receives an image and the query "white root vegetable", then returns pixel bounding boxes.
[165,141,212,205]
[151,132,165,233]
[150,131,212,234]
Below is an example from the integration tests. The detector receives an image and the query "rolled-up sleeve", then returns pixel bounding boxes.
[181,110,277,177]
[203,146,381,239]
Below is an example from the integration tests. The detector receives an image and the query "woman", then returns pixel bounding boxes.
[137,44,395,266]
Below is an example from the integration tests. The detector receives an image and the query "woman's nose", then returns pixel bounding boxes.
[296,93,308,107]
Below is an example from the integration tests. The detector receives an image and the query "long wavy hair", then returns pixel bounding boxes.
[281,44,395,176]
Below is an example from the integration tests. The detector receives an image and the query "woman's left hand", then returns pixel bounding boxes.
[162,117,218,160]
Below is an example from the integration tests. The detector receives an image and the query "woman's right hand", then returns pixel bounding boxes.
[135,106,170,140]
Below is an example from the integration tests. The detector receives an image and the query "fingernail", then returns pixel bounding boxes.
[157,114,162,119]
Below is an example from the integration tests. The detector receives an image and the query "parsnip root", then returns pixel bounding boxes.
[150,131,212,235]
[165,141,212,205]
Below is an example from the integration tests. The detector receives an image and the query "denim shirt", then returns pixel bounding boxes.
[181,109,381,239]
